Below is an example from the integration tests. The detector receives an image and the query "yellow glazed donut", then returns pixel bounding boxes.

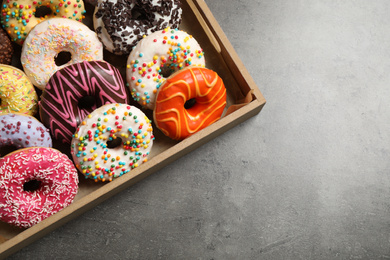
[0,65,38,115]
[0,0,86,45]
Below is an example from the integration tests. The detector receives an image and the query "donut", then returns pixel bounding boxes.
[0,147,79,228]
[39,60,129,144]
[21,18,103,90]
[0,0,86,45]
[0,27,13,64]
[126,27,205,109]
[93,0,182,55]
[153,67,227,140]
[0,65,38,115]
[0,113,52,156]
[71,103,154,182]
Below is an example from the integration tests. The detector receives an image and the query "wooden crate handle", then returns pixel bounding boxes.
[186,0,265,105]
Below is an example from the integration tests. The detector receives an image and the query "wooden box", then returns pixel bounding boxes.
[0,0,266,257]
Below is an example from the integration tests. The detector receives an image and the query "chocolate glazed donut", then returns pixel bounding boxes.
[39,60,129,144]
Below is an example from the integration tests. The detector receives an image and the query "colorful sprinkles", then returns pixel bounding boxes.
[21,18,103,89]
[71,104,155,182]
[126,27,205,109]
[0,0,85,45]
[0,64,38,115]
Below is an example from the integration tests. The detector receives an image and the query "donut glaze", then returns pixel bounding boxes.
[94,0,182,55]
[0,147,79,228]
[0,113,52,155]
[0,65,38,115]
[126,27,205,109]
[21,18,103,90]
[71,103,154,182]
[40,60,129,144]
[0,28,13,64]
[0,0,86,45]
[153,67,227,140]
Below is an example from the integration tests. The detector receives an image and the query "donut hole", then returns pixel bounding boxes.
[131,7,148,20]
[78,96,96,110]
[106,137,123,149]
[55,51,72,66]
[184,98,197,109]
[23,179,42,192]
[35,6,52,18]
[160,65,175,78]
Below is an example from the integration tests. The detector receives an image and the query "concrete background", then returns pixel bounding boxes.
[6,0,390,259]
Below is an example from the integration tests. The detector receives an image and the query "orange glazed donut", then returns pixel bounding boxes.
[153,67,227,140]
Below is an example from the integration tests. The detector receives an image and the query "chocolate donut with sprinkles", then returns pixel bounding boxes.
[39,60,129,144]
[93,0,182,55]
[0,0,86,45]
[71,103,154,182]
[126,27,205,109]
[0,147,79,228]
[0,113,52,156]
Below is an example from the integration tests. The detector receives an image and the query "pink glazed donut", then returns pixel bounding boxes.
[0,147,79,228]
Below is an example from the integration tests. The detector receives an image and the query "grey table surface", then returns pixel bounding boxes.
[6,0,390,259]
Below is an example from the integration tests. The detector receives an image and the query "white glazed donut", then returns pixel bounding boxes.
[126,27,205,110]
[93,0,182,55]
[71,103,155,182]
[21,18,103,90]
